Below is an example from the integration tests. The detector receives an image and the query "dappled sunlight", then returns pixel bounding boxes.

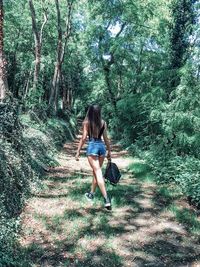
[19,135,200,266]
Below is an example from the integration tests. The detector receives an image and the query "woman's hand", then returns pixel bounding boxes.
[75,151,80,161]
[107,151,111,161]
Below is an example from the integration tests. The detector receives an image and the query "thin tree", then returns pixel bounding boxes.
[49,0,73,113]
[0,0,8,102]
[29,0,48,91]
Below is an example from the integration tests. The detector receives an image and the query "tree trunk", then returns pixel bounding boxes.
[10,51,18,97]
[197,65,200,82]
[29,0,47,91]
[23,70,32,100]
[103,64,117,112]
[133,43,144,93]
[0,0,8,102]
[49,0,73,114]
[62,74,67,111]
[168,0,197,98]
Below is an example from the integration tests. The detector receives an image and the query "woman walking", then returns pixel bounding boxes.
[75,104,112,209]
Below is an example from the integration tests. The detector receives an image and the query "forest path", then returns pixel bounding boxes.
[19,130,200,267]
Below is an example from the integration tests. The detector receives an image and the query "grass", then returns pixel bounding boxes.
[19,171,140,266]
[18,154,200,267]
[128,160,154,182]
[130,159,200,239]
[169,205,200,235]
[153,184,200,236]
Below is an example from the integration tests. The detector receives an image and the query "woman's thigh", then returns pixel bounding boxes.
[99,156,105,167]
[88,155,105,171]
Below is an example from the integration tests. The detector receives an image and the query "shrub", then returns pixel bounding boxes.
[0,103,77,265]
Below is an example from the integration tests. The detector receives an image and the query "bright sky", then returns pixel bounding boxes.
[108,22,122,37]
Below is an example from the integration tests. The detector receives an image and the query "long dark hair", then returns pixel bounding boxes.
[86,104,102,138]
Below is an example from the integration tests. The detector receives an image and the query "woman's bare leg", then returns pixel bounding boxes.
[91,171,97,193]
[88,155,107,198]
[90,156,104,193]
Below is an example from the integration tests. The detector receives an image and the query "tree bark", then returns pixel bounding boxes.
[0,0,8,102]
[29,0,47,91]
[132,43,144,93]
[49,0,73,114]
[23,70,32,100]
[103,56,117,112]
[10,51,18,97]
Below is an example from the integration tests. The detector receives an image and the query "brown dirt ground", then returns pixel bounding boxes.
[19,133,200,267]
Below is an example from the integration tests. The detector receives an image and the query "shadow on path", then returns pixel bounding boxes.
[19,130,200,267]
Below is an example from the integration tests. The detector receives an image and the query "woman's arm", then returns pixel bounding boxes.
[103,122,111,160]
[75,121,88,161]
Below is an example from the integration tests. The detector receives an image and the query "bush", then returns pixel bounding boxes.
[0,104,77,265]
[125,66,200,207]
[135,141,200,206]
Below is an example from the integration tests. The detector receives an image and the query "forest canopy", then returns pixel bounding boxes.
[0,0,200,265]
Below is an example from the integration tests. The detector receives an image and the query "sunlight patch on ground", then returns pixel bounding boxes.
[19,137,200,267]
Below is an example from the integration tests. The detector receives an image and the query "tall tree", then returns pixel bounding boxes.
[49,0,73,113]
[29,0,48,92]
[99,22,126,112]
[168,0,197,93]
[0,0,8,102]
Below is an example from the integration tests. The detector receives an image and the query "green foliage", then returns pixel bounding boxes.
[0,103,77,265]
[2,0,200,263]
[135,139,200,203]
[4,0,86,113]
[169,0,197,69]
[170,205,200,234]
[117,65,199,214]
[175,159,200,205]
[25,87,47,111]
[76,0,200,208]
[161,66,200,157]
[115,94,149,142]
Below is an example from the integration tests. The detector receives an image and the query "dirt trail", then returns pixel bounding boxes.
[19,131,200,267]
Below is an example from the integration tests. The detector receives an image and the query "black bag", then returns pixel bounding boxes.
[104,160,121,185]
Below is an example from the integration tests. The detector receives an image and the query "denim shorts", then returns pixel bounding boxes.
[86,138,106,157]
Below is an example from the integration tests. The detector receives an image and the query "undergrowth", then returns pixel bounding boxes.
[0,103,77,266]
